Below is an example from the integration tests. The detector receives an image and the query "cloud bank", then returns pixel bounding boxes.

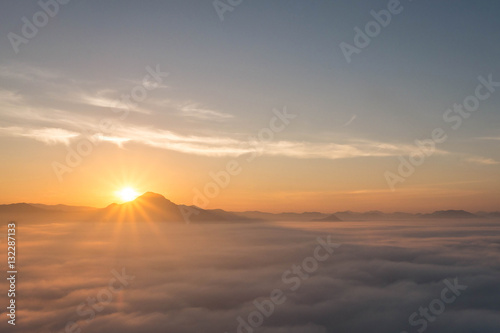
[1,219,500,333]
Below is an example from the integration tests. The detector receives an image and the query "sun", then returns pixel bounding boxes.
[117,187,139,202]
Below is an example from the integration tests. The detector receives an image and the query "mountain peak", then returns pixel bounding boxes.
[99,191,180,222]
[132,192,177,207]
[137,192,167,200]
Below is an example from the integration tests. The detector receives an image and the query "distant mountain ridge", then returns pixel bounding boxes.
[0,203,48,214]
[235,211,328,222]
[312,214,342,222]
[31,204,98,212]
[0,192,498,223]
[419,210,478,219]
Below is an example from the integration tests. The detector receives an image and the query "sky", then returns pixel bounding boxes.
[0,0,499,212]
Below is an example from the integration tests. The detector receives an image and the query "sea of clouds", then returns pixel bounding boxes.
[1,218,500,333]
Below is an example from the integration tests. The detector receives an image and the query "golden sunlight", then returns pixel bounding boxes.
[117,187,139,202]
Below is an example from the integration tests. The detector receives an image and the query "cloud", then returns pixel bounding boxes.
[78,90,152,115]
[342,115,357,127]
[147,98,235,121]
[464,156,500,165]
[0,63,61,82]
[179,103,234,121]
[0,63,494,164]
[0,104,451,160]
[93,134,132,147]
[100,124,430,159]
[1,219,500,333]
[0,126,80,145]
[0,63,232,122]
[0,93,495,164]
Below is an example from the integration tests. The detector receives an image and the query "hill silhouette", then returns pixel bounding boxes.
[96,192,182,222]
[420,210,478,219]
[312,214,342,222]
[0,192,497,223]
[94,192,255,223]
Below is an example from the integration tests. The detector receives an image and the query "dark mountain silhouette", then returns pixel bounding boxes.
[0,193,497,223]
[312,214,342,222]
[93,192,256,223]
[334,211,383,221]
[420,210,479,219]
[0,203,80,222]
[234,211,328,221]
[0,203,47,213]
[192,208,257,222]
[332,210,415,221]
[95,192,183,222]
[30,204,97,212]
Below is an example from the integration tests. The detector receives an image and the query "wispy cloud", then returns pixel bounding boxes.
[0,63,495,164]
[93,134,131,147]
[0,126,80,145]
[79,91,151,115]
[0,63,232,121]
[342,114,357,127]
[147,98,235,121]
[476,136,500,141]
[464,156,500,165]
[0,63,61,82]
[0,115,453,160]
[0,87,494,163]
[179,103,234,121]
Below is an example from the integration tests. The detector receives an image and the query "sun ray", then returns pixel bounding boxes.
[117,187,139,202]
